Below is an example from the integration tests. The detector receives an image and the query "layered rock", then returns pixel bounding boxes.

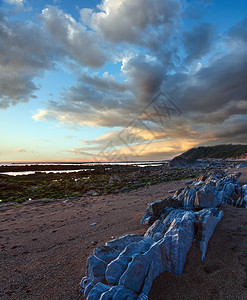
[80,169,246,299]
[81,207,223,299]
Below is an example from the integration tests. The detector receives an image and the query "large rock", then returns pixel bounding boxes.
[141,197,178,225]
[195,183,219,208]
[81,208,222,299]
[196,209,224,260]
[81,169,243,299]
[105,237,154,285]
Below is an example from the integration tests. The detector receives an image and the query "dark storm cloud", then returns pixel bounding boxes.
[213,115,247,143]
[122,54,165,103]
[165,44,247,120]
[0,12,57,108]
[182,23,216,63]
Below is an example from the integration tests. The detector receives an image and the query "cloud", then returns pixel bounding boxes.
[39,6,107,68]
[2,0,247,160]
[4,0,25,8]
[65,134,203,161]
[14,148,26,152]
[0,13,58,108]
[182,23,216,63]
[0,4,107,108]
[121,54,165,102]
[80,0,182,48]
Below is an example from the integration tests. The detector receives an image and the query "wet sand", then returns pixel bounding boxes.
[1,167,247,299]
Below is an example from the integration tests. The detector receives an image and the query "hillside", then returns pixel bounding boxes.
[179,144,247,160]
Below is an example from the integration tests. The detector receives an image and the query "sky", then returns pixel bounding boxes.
[0,0,247,162]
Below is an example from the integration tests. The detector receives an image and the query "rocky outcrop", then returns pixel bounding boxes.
[168,156,195,168]
[80,169,246,299]
[81,208,223,299]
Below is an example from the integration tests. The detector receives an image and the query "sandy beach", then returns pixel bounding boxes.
[1,167,247,299]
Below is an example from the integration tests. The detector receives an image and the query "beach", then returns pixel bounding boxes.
[1,167,247,299]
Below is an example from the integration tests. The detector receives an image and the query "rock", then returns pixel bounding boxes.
[119,210,196,298]
[196,209,224,260]
[148,198,170,217]
[193,181,204,186]
[81,207,222,299]
[185,179,193,184]
[105,238,154,285]
[173,188,184,198]
[86,255,107,278]
[194,183,219,208]
[81,168,241,299]
[83,234,144,297]
[87,190,99,196]
[183,187,198,208]
[93,245,120,264]
[140,211,157,225]
[87,283,110,300]
[90,222,97,226]
[144,220,165,239]
[196,174,207,182]
[237,162,247,168]
[119,187,129,193]
[109,175,121,184]
[141,197,179,225]
[100,286,138,299]
[105,234,144,251]
[169,156,195,168]
[241,184,247,195]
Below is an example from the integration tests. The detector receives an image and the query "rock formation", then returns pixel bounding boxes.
[80,170,246,299]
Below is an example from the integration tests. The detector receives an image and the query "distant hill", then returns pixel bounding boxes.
[178,144,247,160]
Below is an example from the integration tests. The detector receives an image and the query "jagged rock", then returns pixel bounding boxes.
[148,198,170,217]
[118,210,196,297]
[242,184,247,195]
[105,237,154,285]
[144,220,166,239]
[186,179,193,184]
[141,197,178,225]
[81,234,144,298]
[196,174,207,182]
[81,169,242,299]
[193,180,204,186]
[81,207,222,299]
[195,183,219,208]
[168,189,176,193]
[177,186,198,208]
[173,188,184,198]
[196,209,224,260]
[237,162,247,168]
[87,283,110,300]
[100,285,138,299]
[140,210,157,225]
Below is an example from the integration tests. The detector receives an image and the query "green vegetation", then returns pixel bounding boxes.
[179,144,247,160]
[0,166,203,204]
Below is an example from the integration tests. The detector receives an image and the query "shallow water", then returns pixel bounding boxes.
[0,169,92,176]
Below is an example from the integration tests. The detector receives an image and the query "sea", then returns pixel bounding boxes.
[0,161,169,176]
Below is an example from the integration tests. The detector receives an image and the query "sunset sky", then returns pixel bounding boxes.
[0,0,247,162]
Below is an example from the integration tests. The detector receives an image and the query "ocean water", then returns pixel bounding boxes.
[0,161,168,176]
